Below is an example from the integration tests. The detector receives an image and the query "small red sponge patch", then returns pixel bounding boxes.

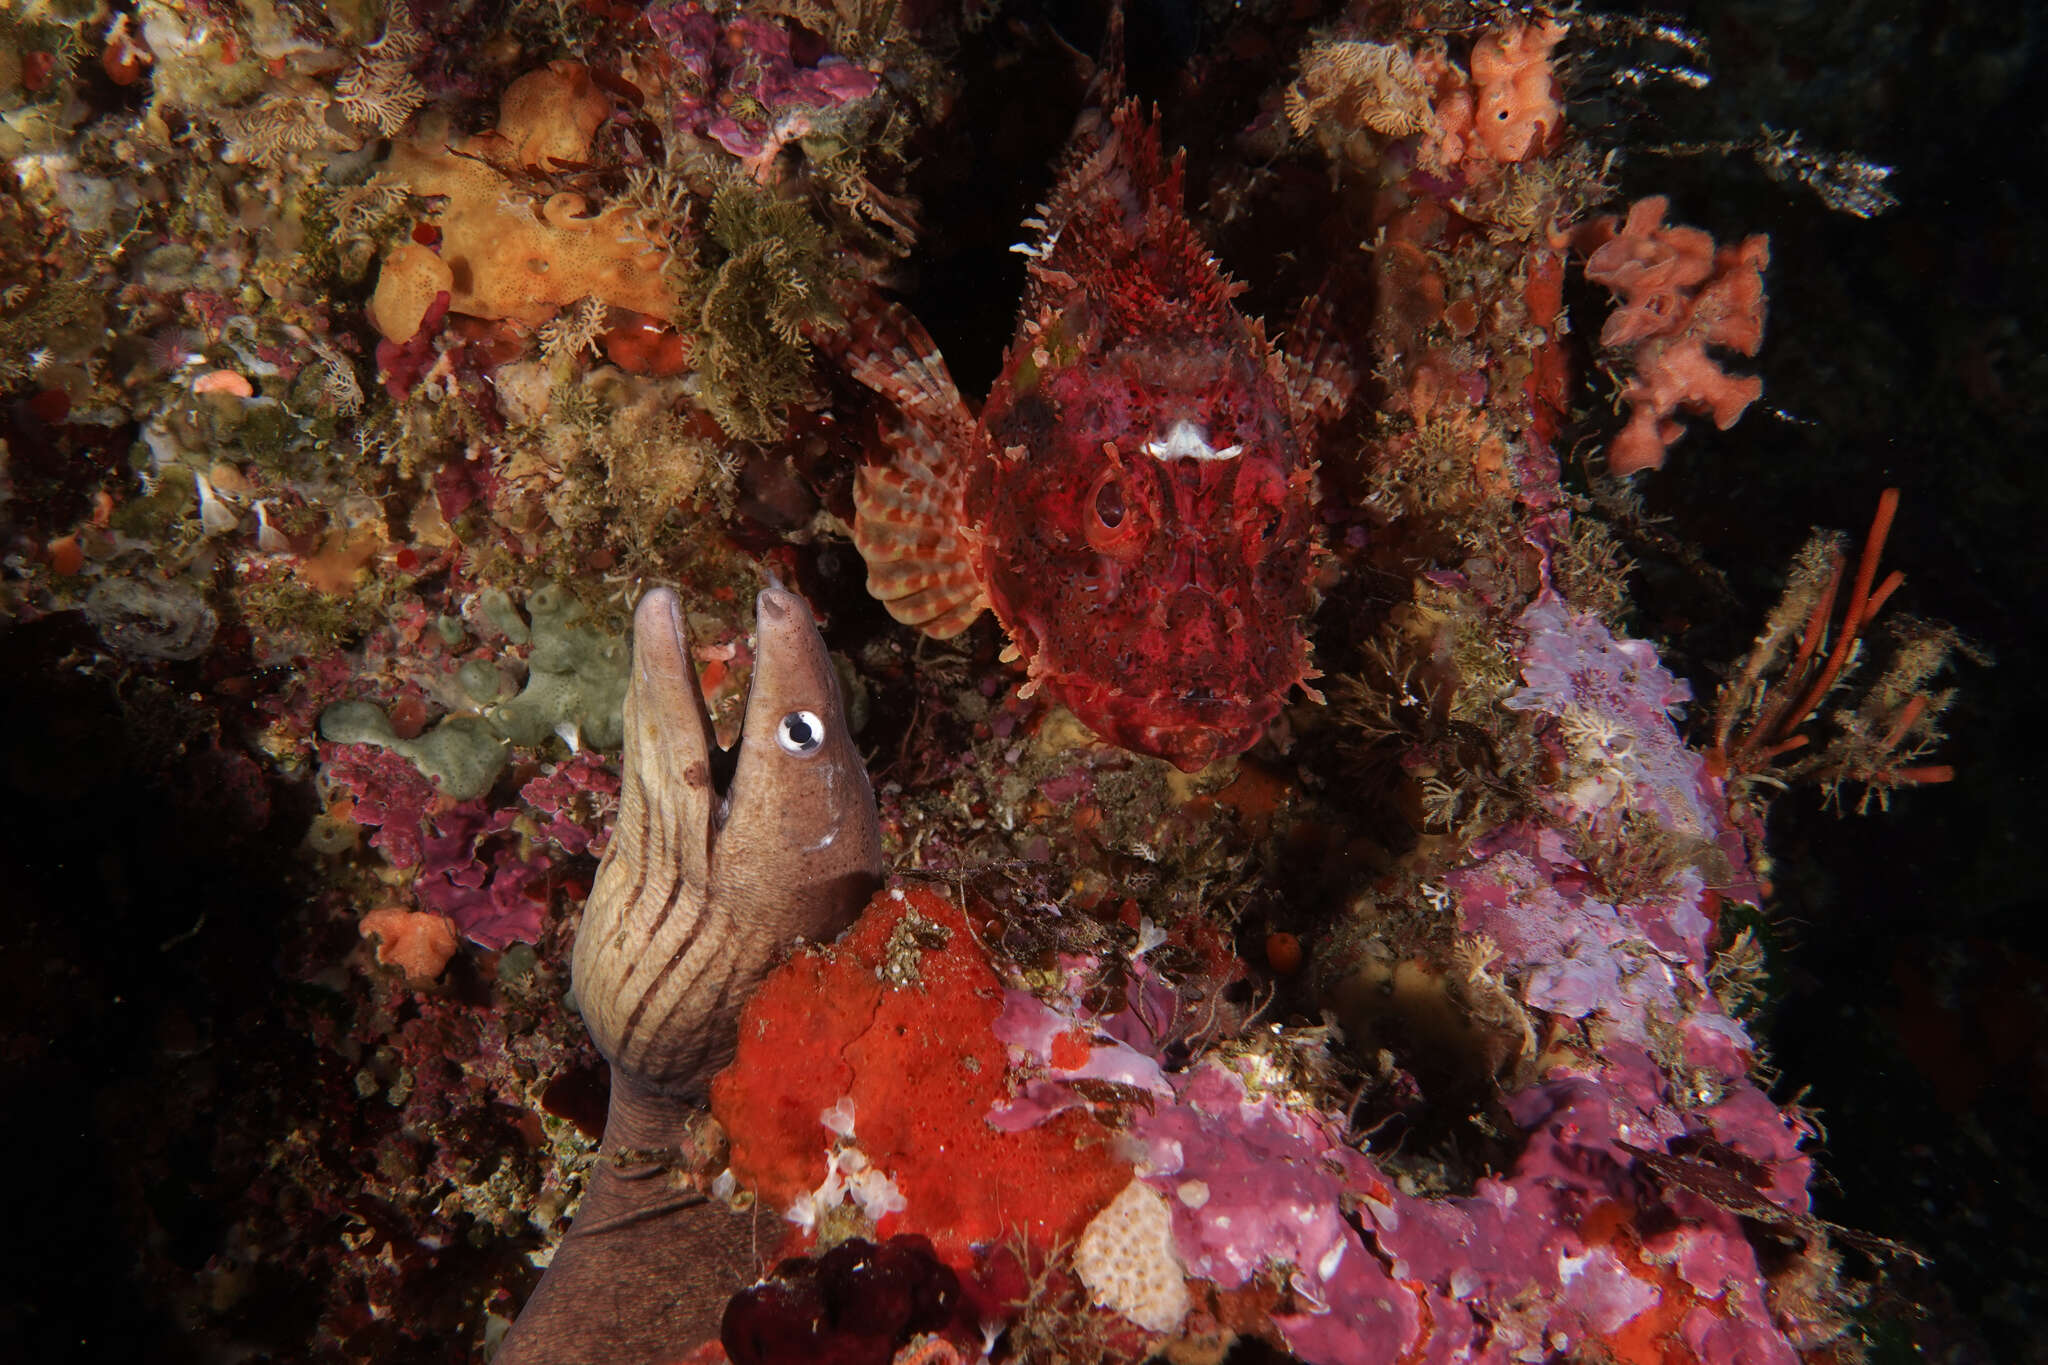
[710,885,1130,1268]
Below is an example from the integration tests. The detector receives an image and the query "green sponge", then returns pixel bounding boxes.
[487,584,629,751]
[318,584,629,798]
[318,701,510,801]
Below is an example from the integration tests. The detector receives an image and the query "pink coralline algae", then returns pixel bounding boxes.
[1127,1061,1419,1365]
[515,751,621,858]
[1135,1045,1808,1365]
[413,804,554,951]
[322,741,440,870]
[648,2,882,176]
[996,974,1815,1365]
[1449,824,1725,1035]
[980,786,1816,1364]
[1504,599,1715,837]
[1374,1065,1808,1365]
[989,960,1177,1114]
[321,744,625,951]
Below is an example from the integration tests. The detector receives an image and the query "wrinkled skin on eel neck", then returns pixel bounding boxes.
[497,586,884,1364]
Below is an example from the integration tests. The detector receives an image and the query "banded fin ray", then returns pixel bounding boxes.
[834,294,991,639]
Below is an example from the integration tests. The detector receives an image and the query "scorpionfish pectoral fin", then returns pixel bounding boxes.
[835,293,991,639]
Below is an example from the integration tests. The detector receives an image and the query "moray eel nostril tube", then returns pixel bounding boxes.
[499,584,884,1365]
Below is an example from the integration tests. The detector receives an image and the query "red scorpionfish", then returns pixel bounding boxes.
[832,89,1350,771]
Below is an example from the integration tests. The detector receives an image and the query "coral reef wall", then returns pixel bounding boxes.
[1,0,2039,1363]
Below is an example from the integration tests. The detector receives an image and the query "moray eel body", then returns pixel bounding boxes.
[498,585,884,1364]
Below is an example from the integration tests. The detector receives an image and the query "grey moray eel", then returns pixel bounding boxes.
[498,584,884,1364]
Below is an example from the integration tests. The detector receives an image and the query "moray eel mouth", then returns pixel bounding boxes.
[571,585,883,1100]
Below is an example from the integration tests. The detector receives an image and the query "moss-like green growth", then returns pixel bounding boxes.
[297,179,420,288]
[676,179,844,440]
[111,463,200,540]
[160,171,234,257]
[1707,902,1784,1029]
[319,700,512,801]
[1551,505,1635,630]
[531,361,739,542]
[322,0,386,45]
[242,574,394,647]
[496,942,541,989]
[0,271,102,387]
[230,396,320,475]
[143,370,328,481]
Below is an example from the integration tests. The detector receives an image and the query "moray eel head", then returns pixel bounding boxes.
[572,585,883,1099]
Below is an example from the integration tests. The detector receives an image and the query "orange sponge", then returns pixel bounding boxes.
[369,62,675,341]
[1580,197,1772,474]
[1469,20,1567,163]
[711,885,1131,1269]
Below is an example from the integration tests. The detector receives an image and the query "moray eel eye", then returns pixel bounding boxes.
[777,708,825,756]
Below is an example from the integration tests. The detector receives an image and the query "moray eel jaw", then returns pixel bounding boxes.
[572,585,883,1099]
